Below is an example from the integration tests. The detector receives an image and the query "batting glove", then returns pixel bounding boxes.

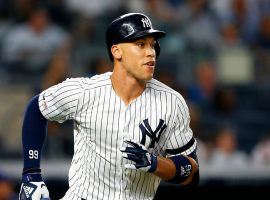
[120,140,157,173]
[19,172,50,200]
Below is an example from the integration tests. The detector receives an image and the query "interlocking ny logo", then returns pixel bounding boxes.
[139,119,167,148]
[141,17,151,28]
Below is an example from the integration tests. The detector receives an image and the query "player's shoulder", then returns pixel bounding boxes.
[82,72,111,83]
[148,78,188,107]
[149,79,190,114]
[62,72,112,89]
[148,79,184,99]
[84,72,112,88]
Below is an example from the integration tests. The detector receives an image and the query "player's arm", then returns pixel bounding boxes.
[155,151,199,186]
[158,94,199,186]
[20,78,84,199]
[19,95,51,200]
[120,139,199,186]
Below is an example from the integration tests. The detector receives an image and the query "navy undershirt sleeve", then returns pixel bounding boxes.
[22,95,48,171]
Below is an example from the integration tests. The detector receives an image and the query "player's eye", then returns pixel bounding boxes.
[136,41,145,47]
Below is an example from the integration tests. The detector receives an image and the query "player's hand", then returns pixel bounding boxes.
[120,140,157,173]
[19,172,50,200]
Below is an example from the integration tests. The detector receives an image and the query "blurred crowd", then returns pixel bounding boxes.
[1,0,270,191]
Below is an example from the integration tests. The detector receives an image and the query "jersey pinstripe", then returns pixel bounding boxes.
[38,72,197,200]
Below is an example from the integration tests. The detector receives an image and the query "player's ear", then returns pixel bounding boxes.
[111,44,122,60]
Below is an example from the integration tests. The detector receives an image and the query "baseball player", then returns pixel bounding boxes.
[19,13,199,200]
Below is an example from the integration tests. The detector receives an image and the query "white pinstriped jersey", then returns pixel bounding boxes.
[38,72,197,200]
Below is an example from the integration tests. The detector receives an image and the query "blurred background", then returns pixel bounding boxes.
[1,0,270,199]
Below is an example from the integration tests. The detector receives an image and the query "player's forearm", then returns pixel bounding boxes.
[154,155,199,186]
[178,156,199,186]
[154,156,176,180]
[22,95,48,171]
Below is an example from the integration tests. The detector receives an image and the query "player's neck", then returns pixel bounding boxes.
[111,70,146,106]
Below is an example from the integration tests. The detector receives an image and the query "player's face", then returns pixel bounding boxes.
[120,36,157,81]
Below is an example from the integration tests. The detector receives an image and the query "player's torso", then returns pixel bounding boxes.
[74,80,178,161]
[69,74,178,199]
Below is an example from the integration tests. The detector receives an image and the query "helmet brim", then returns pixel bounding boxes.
[125,29,166,41]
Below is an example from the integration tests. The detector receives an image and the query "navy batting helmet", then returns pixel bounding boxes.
[105,13,166,61]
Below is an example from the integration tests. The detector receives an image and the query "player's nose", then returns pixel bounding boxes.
[145,45,155,58]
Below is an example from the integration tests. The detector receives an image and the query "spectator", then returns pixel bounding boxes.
[1,6,68,85]
[173,0,220,85]
[40,15,110,90]
[211,0,260,43]
[209,127,249,169]
[46,0,72,29]
[187,60,217,107]
[212,87,237,116]
[251,134,270,166]
[216,22,254,85]
[196,137,213,165]
[203,86,240,131]
[179,0,220,49]
[230,0,260,43]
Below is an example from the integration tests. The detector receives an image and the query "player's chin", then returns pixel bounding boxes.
[143,73,154,81]
[138,72,153,82]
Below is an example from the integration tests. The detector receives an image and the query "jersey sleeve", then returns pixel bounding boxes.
[165,95,197,157]
[38,78,85,123]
